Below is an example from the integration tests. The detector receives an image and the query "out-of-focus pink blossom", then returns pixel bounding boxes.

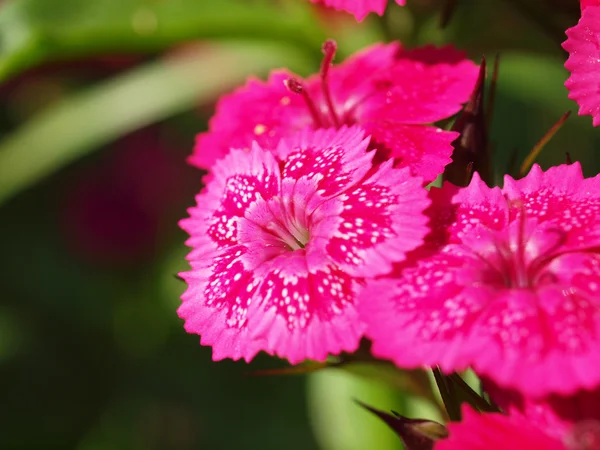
[436,407,566,450]
[307,0,405,22]
[484,379,600,442]
[62,129,198,265]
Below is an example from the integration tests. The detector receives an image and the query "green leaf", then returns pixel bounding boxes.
[340,362,439,407]
[0,0,325,81]
[307,370,405,450]
[0,41,314,205]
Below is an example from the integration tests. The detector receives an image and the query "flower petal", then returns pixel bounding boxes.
[309,0,388,21]
[178,246,265,362]
[327,161,430,276]
[503,163,600,248]
[277,126,373,196]
[367,122,457,181]
[248,251,365,363]
[563,6,600,127]
[437,407,565,450]
[364,45,479,124]
[189,71,308,170]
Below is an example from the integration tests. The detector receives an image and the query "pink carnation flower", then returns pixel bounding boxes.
[563,1,600,126]
[179,126,429,363]
[436,407,566,450]
[308,0,405,21]
[360,163,600,397]
[484,379,600,442]
[190,41,479,183]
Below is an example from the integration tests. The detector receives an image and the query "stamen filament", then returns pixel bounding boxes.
[267,220,306,250]
[514,202,529,288]
[320,40,341,128]
[285,77,324,127]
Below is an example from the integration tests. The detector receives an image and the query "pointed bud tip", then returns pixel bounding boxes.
[354,399,448,450]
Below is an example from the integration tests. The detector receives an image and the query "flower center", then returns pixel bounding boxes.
[467,203,567,289]
[267,213,310,251]
[254,195,311,253]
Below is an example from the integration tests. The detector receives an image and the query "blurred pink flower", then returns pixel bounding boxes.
[360,163,600,397]
[190,41,478,183]
[436,407,566,450]
[179,127,429,363]
[484,379,600,442]
[563,1,600,126]
[580,0,600,9]
[307,0,405,21]
[62,128,198,265]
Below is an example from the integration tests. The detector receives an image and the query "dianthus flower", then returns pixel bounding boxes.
[360,163,600,397]
[563,0,600,126]
[483,379,600,442]
[308,0,405,21]
[436,407,576,450]
[179,126,429,363]
[190,41,478,183]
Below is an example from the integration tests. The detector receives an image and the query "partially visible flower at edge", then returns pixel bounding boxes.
[483,378,600,443]
[435,406,566,450]
[562,1,600,126]
[359,163,600,398]
[179,126,430,363]
[190,40,479,183]
[307,0,406,22]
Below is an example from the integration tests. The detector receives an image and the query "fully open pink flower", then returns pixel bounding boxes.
[436,407,566,450]
[179,126,429,363]
[360,163,600,397]
[190,41,478,183]
[563,1,600,126]
[308,0,405,21]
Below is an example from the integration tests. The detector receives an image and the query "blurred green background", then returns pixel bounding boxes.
[0,0,598,449]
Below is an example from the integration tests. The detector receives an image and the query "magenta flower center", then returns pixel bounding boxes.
[265,204,310,251]
[239,189,322,265]
[470,213,572,290]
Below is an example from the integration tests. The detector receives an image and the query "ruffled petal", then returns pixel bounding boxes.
[363,45,479,124]
[308,0,388,21]
[437,407,565,450]
[326,160,430,276]
[366,122,457,181]
[189,71,309,170]
[563,6,600,127]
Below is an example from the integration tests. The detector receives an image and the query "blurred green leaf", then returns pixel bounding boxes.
[341,362,439,407]
[0,41,314,205]
[0,0,325,81]
[490,52,600,180]
[307,369,405,450]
